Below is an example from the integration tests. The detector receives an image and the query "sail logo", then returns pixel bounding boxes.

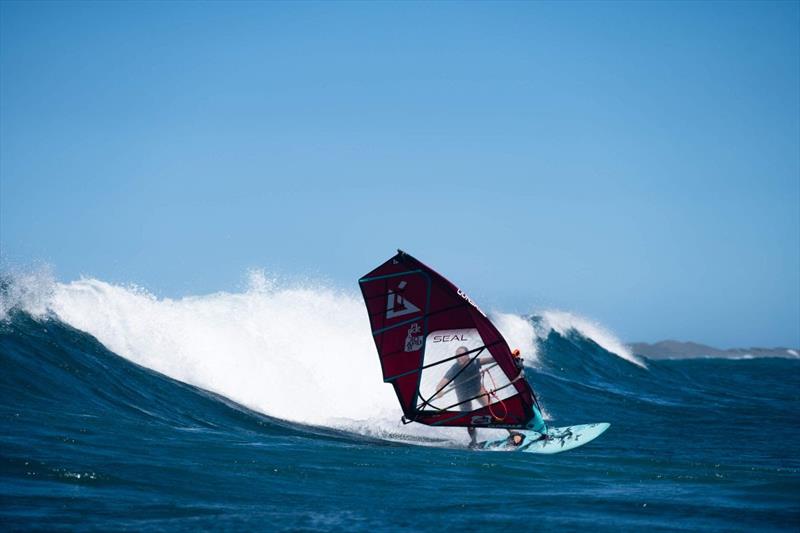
[432,334,468,343]
[457,288,477,307]
[386,281,421,319]
[457,287,487,317]
[404,323,424,352]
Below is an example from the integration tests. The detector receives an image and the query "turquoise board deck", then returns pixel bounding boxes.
[477,422,610,454]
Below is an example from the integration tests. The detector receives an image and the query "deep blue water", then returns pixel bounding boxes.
[1,311,798,531]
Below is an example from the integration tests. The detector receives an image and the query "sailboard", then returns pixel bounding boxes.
[477,423,610,454]
[358,250,609,454]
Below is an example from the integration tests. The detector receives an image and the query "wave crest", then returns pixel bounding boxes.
[534,310,645,367]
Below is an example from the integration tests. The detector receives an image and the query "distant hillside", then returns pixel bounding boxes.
[628,340,799,360]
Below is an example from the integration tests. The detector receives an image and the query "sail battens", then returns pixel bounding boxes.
[382,342,500,382]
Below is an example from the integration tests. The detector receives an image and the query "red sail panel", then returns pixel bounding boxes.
[358,250,535,429]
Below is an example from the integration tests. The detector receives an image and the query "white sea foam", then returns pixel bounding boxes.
[47,273,393,426]
[0,266,56,320]
[490,312,540,364]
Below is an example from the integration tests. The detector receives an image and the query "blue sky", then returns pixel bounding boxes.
[1,1,798,347]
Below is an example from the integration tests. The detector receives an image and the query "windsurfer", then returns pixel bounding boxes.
[435,346,526,448]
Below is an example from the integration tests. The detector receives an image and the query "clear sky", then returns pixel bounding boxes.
[1,1,798,348]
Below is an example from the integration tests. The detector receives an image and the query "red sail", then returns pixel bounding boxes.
[358,250,535,428]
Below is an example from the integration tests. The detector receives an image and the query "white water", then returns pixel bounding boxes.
[48,272,393,427]
[1,269,640,441]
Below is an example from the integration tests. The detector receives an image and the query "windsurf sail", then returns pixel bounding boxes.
[358,250,538,429]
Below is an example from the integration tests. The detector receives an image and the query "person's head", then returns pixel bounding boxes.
[455,346,469,363]
[511,348,521,358]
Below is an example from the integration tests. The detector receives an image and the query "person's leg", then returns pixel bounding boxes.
[477,387,522,445]
[480,387,515,438]
[477,387,489,407]
[467,426,477,447]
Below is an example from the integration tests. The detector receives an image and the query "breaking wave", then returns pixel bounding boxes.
[1,268,645,441]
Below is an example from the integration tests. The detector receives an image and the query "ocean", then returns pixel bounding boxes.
[1,273,798,531]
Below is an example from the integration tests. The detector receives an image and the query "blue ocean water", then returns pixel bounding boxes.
[1,279,799,531]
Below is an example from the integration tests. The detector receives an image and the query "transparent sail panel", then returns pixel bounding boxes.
[417,329,518,414]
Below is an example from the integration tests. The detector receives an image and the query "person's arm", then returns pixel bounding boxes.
[478,355,494,365]
[435,365,457,399]
[434,377,448,399]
